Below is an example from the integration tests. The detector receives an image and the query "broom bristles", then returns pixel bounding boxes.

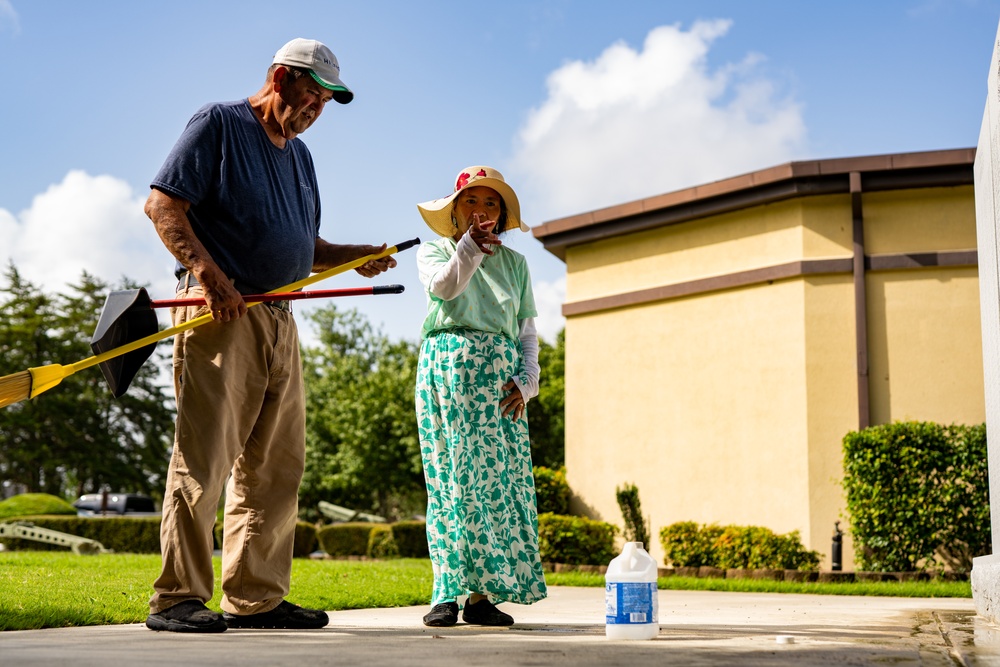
[0,370,33,409]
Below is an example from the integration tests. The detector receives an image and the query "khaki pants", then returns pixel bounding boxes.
[149,286,305,616]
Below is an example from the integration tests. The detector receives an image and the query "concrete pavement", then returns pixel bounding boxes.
[1,586,998,666]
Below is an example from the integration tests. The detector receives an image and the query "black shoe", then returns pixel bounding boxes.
[222,600,329,629]
[422,602,459,627]
[462,599,514,626]
[145,600,227,633]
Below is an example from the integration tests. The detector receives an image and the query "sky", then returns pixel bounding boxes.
[1,0,999,347]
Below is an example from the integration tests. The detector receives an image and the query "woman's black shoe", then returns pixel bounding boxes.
[462,599,514,626]
[422,601,459,627]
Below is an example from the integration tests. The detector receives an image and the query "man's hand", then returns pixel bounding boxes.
[146,188,244,322]
[195,265,247,322]
[354,244,398,277]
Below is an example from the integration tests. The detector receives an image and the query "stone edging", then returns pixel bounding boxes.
[541,563,969,583]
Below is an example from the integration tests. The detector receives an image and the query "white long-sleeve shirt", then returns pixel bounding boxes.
[418,233,540,401]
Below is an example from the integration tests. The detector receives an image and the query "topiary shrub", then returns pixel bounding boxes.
[0,494,77,521]
[537,512,617,565]
[367,524,399,559]
[391,520,429,558]
[533,467,570,515]
[317,522,381,557]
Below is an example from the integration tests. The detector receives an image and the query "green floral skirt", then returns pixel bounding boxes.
[416,329,548,606]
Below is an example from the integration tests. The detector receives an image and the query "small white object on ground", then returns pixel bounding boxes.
[776,635,796,644]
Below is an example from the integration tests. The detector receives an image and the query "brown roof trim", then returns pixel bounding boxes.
[866,249,979,271]
[562,258,852,317]
[562,250,978,317]
[533,148,976,261]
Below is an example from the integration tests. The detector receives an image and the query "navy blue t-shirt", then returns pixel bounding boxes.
[151,99,321,294]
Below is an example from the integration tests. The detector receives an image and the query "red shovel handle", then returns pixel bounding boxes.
[150,284,404,309]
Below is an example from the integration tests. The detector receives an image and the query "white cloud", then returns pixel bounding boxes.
[512,20,807,220]
[533,275,566,345]
[0,1,20,34]
[2,170,176,298]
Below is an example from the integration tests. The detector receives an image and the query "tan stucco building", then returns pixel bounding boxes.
[533,148,984,569]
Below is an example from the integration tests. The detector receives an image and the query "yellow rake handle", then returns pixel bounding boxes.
[28,239,419,398]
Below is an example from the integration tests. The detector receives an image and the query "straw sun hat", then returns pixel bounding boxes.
[417,166,530,237]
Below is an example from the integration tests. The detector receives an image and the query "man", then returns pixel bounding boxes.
[143,38,397,633]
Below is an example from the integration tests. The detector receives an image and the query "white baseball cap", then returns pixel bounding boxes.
[272,38,353,104]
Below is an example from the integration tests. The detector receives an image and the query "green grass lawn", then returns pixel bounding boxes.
[0,552,973,631]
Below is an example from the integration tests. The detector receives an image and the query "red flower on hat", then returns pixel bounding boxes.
[455,172,471,192]
[476,169,487,177]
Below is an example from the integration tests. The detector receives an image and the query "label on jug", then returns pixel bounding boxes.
[605,582,657,624]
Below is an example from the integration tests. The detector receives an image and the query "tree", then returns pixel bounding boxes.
[0,264,174,499]
[528,328,565,469]
[0,265,61,494]
[300,305,424,521]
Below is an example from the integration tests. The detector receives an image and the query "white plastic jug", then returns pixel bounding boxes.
[604,541,659,640]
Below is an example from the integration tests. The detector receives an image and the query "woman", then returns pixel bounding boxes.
[414,166,547,627]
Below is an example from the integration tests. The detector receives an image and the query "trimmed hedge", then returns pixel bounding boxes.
[317,522,382,556]
[294,521,318,557]
[843,421,990,572]
[537,512,617,565]
[310,515,619,566]
[0,516,161,553]
[659,521,725,567]
[367,524,399,559]
[0,515,317,557]
[392,520,429,558]
[713,525,820,570]
[660,522,820,571]
[533,466,570,515]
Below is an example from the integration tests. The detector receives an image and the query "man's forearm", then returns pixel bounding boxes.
[145,190,214,276]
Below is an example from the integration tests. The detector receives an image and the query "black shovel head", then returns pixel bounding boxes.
[90,288,160,398]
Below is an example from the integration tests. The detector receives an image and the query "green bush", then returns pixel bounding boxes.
[391,520,429,558]
[0,494,77,521]
[533,466,570,515]
[713,525,821,570]
[660,522,819,571]
[935,423,990,571]
[843,421,990,572]
[537,513,617,565]
[0,516,161,553]
[367,524,399,559]
[317,522,381,557]
[660,521,724,567]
